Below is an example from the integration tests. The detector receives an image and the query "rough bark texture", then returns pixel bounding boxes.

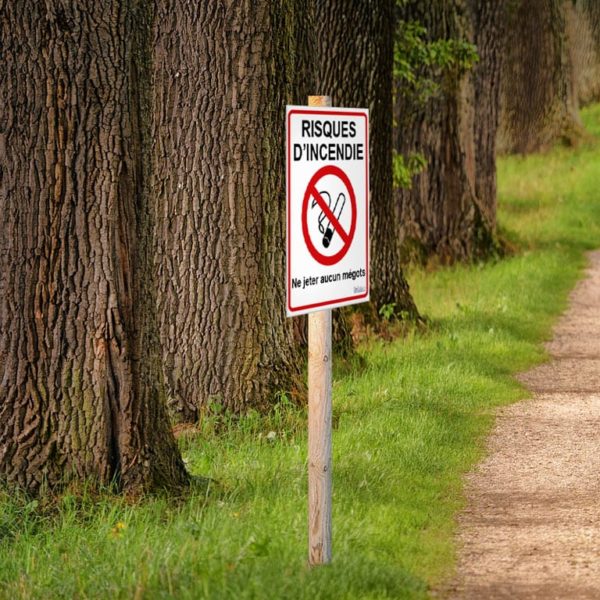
[498,0,584,155]
[315,0,417,317]
[567,0,600,106]
[469,0,506,231]
[0,0,187,494]
[395,0,495,264]
[153,1,308,421]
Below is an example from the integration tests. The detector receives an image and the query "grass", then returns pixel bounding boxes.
[2,104,600,599]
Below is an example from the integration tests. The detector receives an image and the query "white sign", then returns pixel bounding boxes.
[286,106,369,316]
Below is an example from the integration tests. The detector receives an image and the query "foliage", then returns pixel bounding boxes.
[392,150,427,189]
[394,19,478,106]
[393,6,478,189]
[1,105,600,599]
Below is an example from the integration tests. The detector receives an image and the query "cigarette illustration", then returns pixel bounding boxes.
[312,191,347,248]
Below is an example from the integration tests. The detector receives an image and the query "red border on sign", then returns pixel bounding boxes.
[287,108,369,314]
[302,165,357,266]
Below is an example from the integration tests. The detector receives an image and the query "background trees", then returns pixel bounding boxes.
[315,0,417,318]
[567,0,600,107]
[498,0,584,154]
[394,0,495,263]
[469,0,506,233]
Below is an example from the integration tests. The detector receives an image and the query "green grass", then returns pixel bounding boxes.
[3,105,600,599]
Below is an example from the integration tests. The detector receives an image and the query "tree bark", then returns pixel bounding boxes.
[469,0,506,230]
[153,1,308,421]
[566,0,600,107]
[0,0,187,494]
[395,0,495,263]
[498,0,584,155]
[315,0,417,317]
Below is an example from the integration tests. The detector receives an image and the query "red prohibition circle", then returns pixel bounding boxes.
[301,165,357,266]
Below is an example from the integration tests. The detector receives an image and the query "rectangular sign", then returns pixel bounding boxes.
[286,106,369,316]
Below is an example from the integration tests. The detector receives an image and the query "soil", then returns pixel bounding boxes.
[445,251,600,599]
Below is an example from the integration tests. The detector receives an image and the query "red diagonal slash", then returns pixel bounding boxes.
[309,186,350,245]
[301,164,357,267]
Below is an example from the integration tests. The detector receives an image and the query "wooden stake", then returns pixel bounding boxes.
[307,95,333,566]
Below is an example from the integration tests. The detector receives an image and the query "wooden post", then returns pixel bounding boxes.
[307,95,333,566]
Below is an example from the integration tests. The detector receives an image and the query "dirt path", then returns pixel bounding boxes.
[446,250,600,599]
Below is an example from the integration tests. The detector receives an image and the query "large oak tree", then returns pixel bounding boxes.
[469,0,506,232]
[394,0,496,263]
[0,0,187,493]
[498,0,584,154]
[153,0,310,421]
[315,0,417,317]
[566,0,600,107]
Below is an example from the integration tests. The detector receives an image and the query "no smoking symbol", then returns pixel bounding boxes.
[301,165,357,266]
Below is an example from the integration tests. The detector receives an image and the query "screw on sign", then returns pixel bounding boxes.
[286,97,369,567]
[302,165,357,267]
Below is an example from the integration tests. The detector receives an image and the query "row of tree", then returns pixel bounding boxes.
[1,0,599,495]
[396,0,600,263]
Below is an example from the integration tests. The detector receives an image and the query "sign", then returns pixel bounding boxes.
[286,106,369,316]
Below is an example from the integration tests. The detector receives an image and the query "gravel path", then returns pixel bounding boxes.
[446,250,600,599]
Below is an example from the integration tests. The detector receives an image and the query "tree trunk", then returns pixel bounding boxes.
[395,0,495,263]
[153,1,308,421]
[566,0,600,107]
[315,0,417,318]
[469,0,506,230]
[0,0,188,494]
[498,0,584,154]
